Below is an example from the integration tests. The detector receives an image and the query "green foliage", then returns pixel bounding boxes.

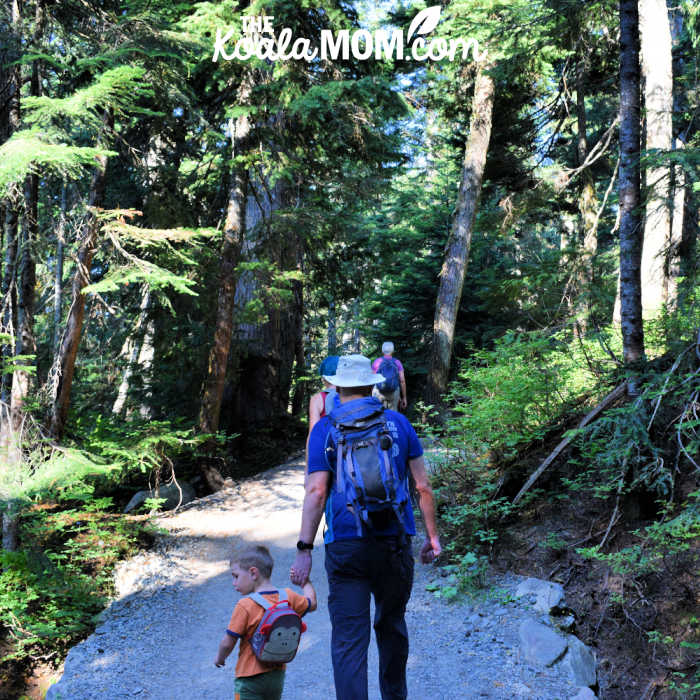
[0,131,111,197]
[447,327,620,461]
[0,506,152,662]
[142,497,168,512]
[0,412,198,668]
[578,491,700,578]
[23,66,155,129]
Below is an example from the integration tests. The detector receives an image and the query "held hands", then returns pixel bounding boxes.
[290,550,312,586]
[420,535,441,564]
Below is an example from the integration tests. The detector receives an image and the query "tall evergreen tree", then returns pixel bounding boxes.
[618,0,644,366]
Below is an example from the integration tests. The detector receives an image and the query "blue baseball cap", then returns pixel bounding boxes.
[319,355,339,378]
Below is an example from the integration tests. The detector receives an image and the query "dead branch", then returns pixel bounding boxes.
[512,382,628,504]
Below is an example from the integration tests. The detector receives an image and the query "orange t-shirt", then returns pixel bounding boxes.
[227,588,310,678]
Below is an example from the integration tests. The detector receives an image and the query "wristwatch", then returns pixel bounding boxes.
[296,540,314,551]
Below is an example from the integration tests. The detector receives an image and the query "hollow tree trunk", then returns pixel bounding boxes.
[426,61,495,404]
[49,110,112,439]
[639,0,673,316]
[618,0,644,365]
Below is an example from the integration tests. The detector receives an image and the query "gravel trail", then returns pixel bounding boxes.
[47,457,587,699]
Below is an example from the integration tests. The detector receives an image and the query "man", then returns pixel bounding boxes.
[291,354,441,700]
[372,341,407,411]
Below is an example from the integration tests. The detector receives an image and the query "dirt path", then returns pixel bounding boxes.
[47,457,588,700]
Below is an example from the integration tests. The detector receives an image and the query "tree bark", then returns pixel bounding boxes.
[198,98,251,453]
[224,177,301,430]
[0,0,22,411]
[618,0,644,365]
[327,298,337,354]
[639,0,673,316]
[12,0,45,428]
[679,187,698,285]
[112,287,152,417]
[426,62,495,404]
[575,58,598,334]
[53,182,67,352]
[49,111,112,439]
[12,175,38,428]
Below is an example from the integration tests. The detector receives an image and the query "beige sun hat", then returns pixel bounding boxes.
[324,354,385,387]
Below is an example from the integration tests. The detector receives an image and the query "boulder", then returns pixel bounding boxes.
[518,619,568,667]
[559,635,597,687]
[516,577,565,613]
[124,481,196,513]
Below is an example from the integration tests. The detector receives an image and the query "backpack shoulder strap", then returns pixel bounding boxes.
[323,389,337,417]
[248,592,273,610]
[277,588,288,603]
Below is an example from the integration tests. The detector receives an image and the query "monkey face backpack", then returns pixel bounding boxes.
[247,590,307,664]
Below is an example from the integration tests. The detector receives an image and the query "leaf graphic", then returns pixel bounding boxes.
[407,6,442,42]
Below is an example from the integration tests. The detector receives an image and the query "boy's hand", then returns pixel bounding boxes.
[420,535,441,563]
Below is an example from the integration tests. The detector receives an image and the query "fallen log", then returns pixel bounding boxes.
[512,381,628,505]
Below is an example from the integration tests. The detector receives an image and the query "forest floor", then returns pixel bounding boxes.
[40,454,595,700]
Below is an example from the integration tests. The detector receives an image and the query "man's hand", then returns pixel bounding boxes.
[420,535,441,564]
[399,397,407,410]
[290,550,312,585]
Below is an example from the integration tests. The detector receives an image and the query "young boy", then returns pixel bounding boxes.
[214,545,317,700]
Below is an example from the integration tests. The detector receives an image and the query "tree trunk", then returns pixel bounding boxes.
[669,10,691,302]
[53,182,67,352]
[618,0,644,366]
[12,174,38,428]
[0,0,22,412]
[667,137,684,302]
[49,111,112,439]
[327,298,337,354]
[12,0,44,429]
[352,298,361,352]
[290,237,306,417]
[576,58,598,334]
[112,287,152,416]
[224,178,302,430]
[679,187,698,285]
[290,312,306,417]
[426,61,495,404]
[198,95,252,490]
[639,0,673,317]
[0,0,23,549]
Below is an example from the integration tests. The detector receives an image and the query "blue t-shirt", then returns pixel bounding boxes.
[307,397,423,543]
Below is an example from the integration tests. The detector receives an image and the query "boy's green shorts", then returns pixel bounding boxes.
[234,669,285,700]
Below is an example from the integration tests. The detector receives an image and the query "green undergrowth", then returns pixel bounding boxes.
[0,502,155,665]
[430,325,623,562]
[428,318,700,696]
[0,416,207,685]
